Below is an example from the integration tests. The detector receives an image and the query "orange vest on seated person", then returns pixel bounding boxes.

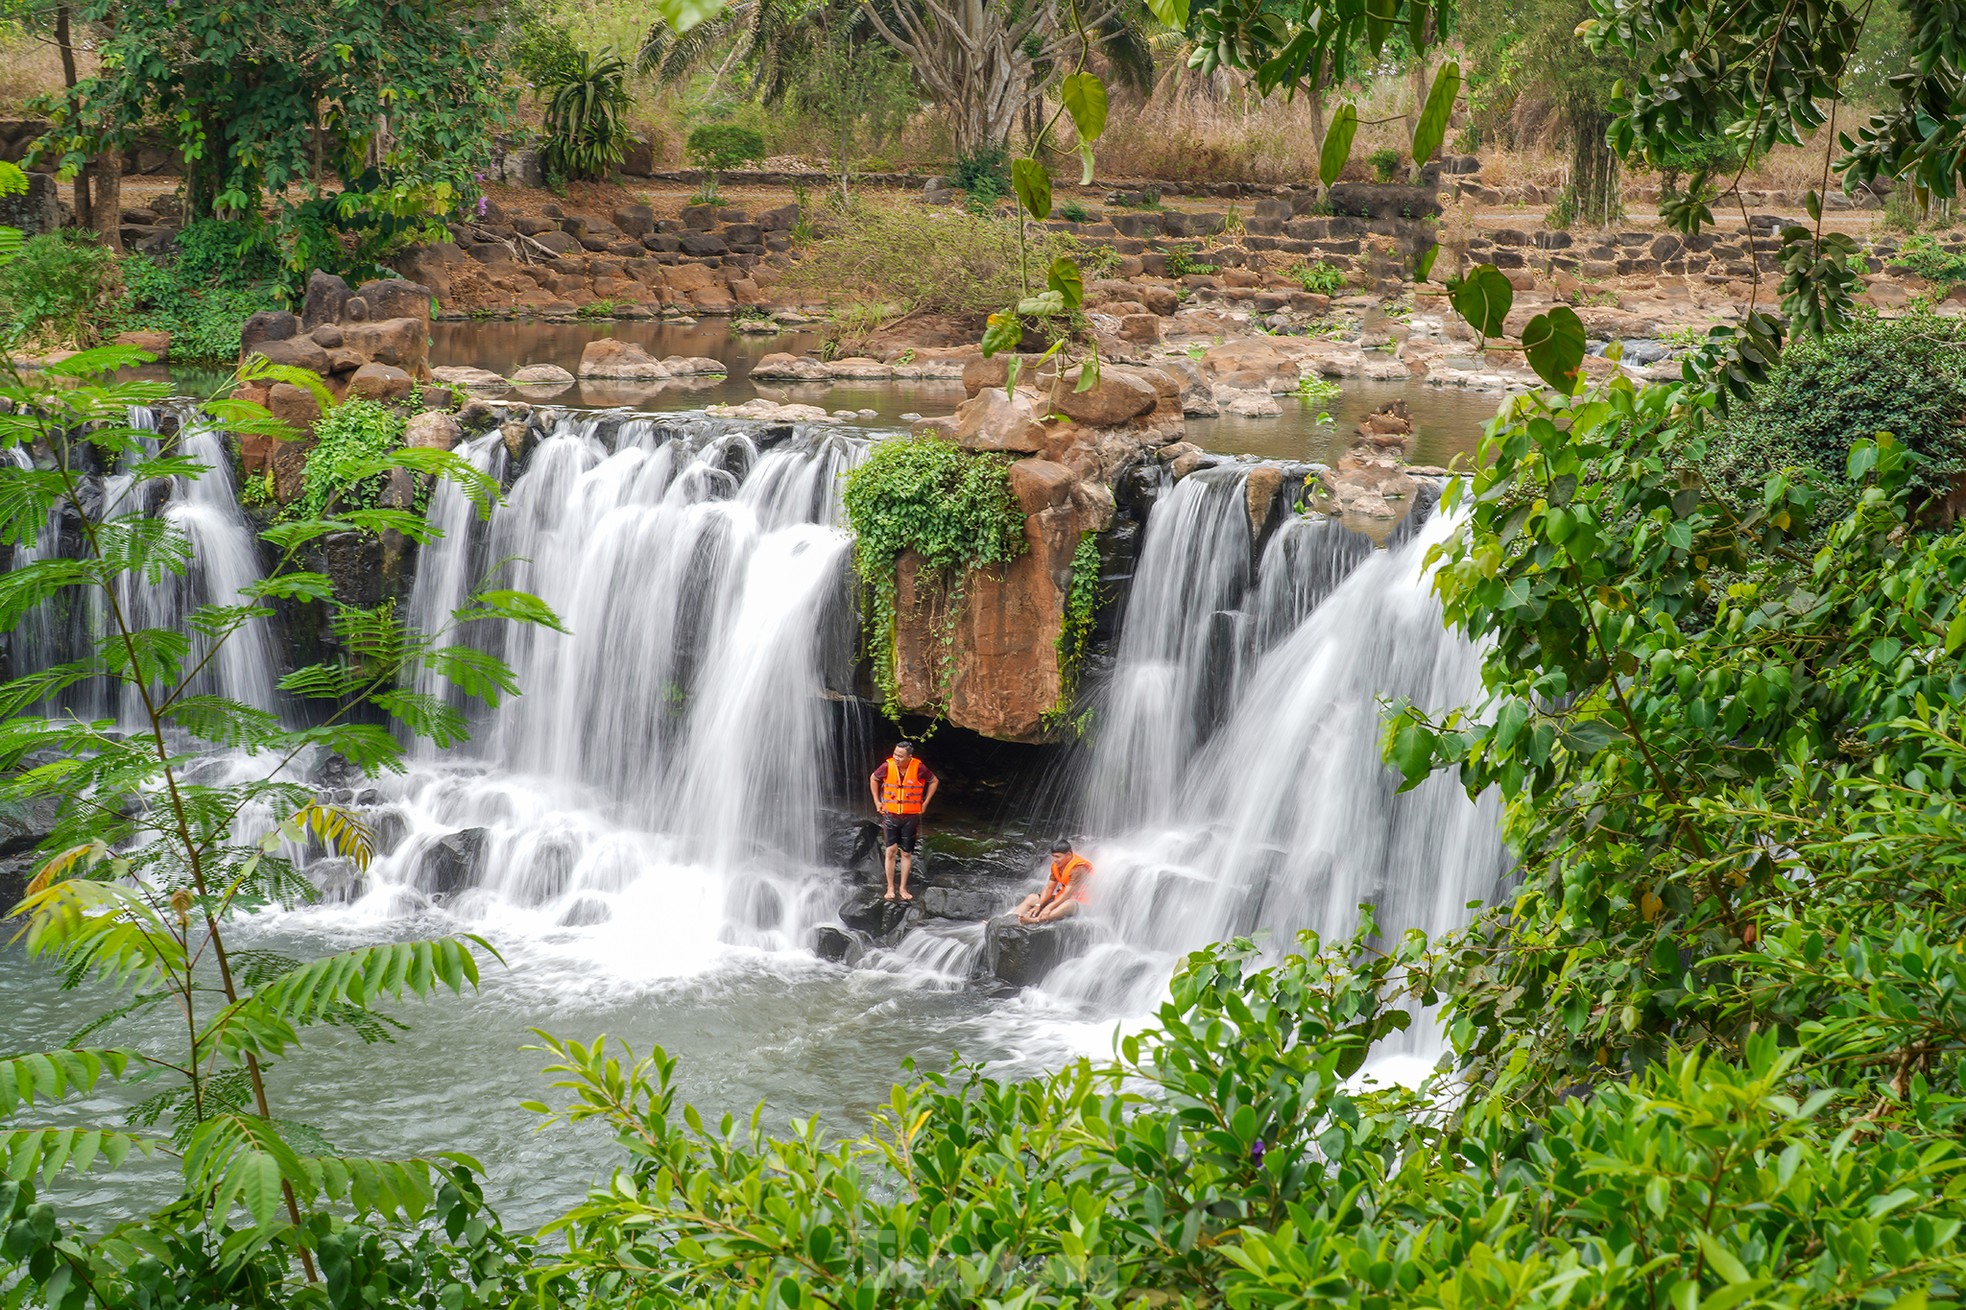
[880,758,928,815]
[1046,854,1092,903]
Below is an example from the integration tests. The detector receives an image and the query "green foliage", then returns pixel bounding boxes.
[513,13,585,86]
[1059,200,1094,223]
[841,434,1026,717]
[30,0,507,224]
[1287,259,1348,294]
[274,170,461,295]
[1702,312,1966,527]
[1166,244,1219,277]
[686,122,767,200]
[0,232,121,351]
[1366,146,1403,181]
[114,220,283,361]
[0,333,562,1306]
[542,49,634,184]
[948,146,1011,212]
[1294,374,1341,401]
[1893,234,1966,288]
[294,400,411,523]
[1053,532,1101,715]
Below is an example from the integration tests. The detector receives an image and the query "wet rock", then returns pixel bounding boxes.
[432,365,511,394]
[812,925,858,963]
[577,338,671,379]
[918,884,1009,920]
[839,889,912,942]
[312,857,366,905]
[825,817,883,871]
[509,363,575,389]
[321,531,385,607]
[1,852,40,916]
[0,793,63,858]
[1214,387,1283,418]
[750,352,829,381]
[369,809,410,856]
[982,915,1091,988]
[421,827,488,898]
[405,410,462,451]
[1245,465,1285,537]
[558,895,612,926]
[705,399,837,423]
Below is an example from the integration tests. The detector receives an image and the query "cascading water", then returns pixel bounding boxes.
[1050,474,1508,1051]
[346,412,866,964]
[6,407,283,722]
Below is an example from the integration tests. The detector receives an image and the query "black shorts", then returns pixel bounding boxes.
[881,816,920,853]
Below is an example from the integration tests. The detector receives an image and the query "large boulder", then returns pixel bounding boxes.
[750,352,829,381]
[419,827,488,898]
[578,337,671,379]
[509,363,575,389]
[251,335,331,375]
[404,410,462,451]
[352,278,434,324]
[1053,367,1157,426]
[341,318,429,374]
[917,884,1010,920]
[982,915,1091,988]
[838,889,912,943]
[430,365,510,394]
[345,362,415,402]
[951,387,1047,454]
[300,272,351,329]
[240,310,300,357]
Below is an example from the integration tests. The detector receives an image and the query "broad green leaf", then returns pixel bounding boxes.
[655,0,728,34]
[1410,61,1460,166]
[1320,104,1358,187]
[1011,157,1053,221]
[981,312,1022,358]
[1143,0,1189,27]
[1060,73,1109,143]
[1075,350,1102,394]
[1415,243,1439,281]
[1695,1232,1751,1285]
[1522,306,1587,393]
[1449,264,1513,338]
[1017,291,1067,317]
[1047,257,1085,310]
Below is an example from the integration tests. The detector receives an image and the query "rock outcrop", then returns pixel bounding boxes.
[982,915,1091,989]
[1314,400,1420,521]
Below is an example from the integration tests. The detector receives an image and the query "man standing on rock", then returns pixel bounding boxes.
[1016,840,1092,924]
[869,741,938,903]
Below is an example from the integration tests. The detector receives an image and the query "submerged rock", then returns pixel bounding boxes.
[812,925,858,963]
[982,915,1091,988]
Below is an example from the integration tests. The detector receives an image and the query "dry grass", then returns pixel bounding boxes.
[0,25,77,115]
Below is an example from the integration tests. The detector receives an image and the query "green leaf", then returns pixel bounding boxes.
[1415,243,1439,282]
[1060,73,1109,143]
[1011,157,1053,221]
[1410,62,1460,167]
[1522,306,1587,393]
[1695,1232,1751,1285]
[1449,264,1513,338]
[1047,257,1085,310]
[1142,0,1189,27]
[981,312,1022,358]
[1320,104,1358,188]
[654,0,728,34]
[1017,291,1067,317]
[1075,350,1101,394]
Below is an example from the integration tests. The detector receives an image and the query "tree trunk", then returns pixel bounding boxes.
[1406,12,1434,175]
[1564,102,1620,227]
[90,156,122,252]
[54,6,90,230]
[1307,72,1328,196]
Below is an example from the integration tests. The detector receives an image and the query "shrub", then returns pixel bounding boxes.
[113,220,283,362]
[1702,311,1966,526]
[948,146,1010,212]
[295,399,409,521]
[1287,259,1347,294]
[787,201,1087,322]
[0,232,121,350]
[1165,244,1218,277]
[1059,199,1093,223]
[842,433,1026,716]
[542,49,634,183]
[1892,233,1966,288]
[1367,146,1403,182]
[686,123,766,200]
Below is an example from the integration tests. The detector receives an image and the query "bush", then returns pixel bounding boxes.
[1892,233,1966,288]
[1367,146,1402,181]
[1287,259,1347,294]
[949,146,1010,212]
[294,399,408,521]
[0,232,121,350]
[1703,311,1966,525]
[110,220,285,362]
[542,49,634,183]
[787,201,1087,323]
[686,123,766,199]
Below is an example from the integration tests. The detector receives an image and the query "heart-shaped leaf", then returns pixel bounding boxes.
[1522,305,1587,393]
[1011,157,1052,221]
[1415,243,1439,282]
[981,312,1022,358]
[1047,257,1084,310]
[1449,264,1513,338]
[1061,73,1109,143]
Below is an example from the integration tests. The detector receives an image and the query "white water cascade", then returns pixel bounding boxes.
[1051,471,1508,1036]
[339,412,867,966]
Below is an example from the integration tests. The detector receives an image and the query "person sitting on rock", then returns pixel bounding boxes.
[1015,840,1092,925]
[869,741,937,903]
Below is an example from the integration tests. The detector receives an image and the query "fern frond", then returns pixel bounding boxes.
[13,875,188,993]
[200,938,490,1064]
[0,1048,141,1117]
[420,645,522,707]
[1,1127,153,1183]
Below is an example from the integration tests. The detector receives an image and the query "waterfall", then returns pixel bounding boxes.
[348,412,866,958]
[6,407,283,723]
[1052,482,1509,1035]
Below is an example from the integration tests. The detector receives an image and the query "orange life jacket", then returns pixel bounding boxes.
[880,757,927,815]
[1046,854,1092,903]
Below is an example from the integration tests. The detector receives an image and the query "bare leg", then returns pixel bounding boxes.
[1035,900,1080,924]
[1014,893,1043,923]
[897,849,914,900]
[883,843,899,899]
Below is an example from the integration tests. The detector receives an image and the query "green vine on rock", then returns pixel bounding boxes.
[1048,531,1102,735]
[841,434,1027,721]
[294,400,410,523]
